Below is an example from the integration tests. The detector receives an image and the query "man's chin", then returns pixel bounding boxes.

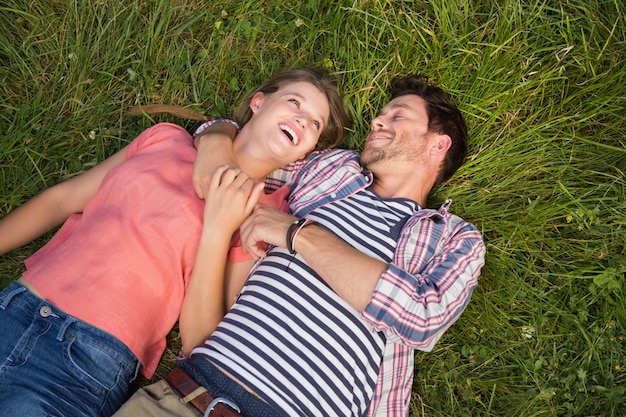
[360,149,385,170]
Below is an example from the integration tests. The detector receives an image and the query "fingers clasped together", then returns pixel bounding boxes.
[201,166,298,259]
[200,166,263,239]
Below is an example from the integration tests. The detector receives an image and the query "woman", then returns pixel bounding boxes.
[0,67,349,417]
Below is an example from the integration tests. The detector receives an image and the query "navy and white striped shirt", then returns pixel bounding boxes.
[193,187,419,416]
[192,149,485,417]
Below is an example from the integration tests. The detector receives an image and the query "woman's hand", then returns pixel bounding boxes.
[201,165,264,239]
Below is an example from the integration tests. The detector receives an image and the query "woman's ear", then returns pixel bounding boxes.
[249,92,265,114]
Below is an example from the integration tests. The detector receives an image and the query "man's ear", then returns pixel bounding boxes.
[249,92,265,113]
[431,134,452,155]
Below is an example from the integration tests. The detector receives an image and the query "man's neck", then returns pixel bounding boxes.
[370,179,429,207]
[368,167,435,207]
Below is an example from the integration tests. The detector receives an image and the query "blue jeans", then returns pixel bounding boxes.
[0,281,140,417]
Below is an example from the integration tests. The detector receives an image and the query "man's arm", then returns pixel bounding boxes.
[239,205,486,348]
[192,122,239,199]
[362,217,485,350]
[239,204,384,311]
[294,222,385,311]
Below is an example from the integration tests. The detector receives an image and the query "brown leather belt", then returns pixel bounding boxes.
[165,367,242,417]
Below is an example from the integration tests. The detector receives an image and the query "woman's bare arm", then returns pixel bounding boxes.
[0,147,128,255]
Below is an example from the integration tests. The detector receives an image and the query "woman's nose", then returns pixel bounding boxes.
[294,113,308,130]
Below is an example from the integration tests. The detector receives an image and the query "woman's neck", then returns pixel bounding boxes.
[232,132,273,181]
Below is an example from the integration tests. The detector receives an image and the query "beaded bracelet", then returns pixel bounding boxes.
[192,118,241,139]
[286,218,316,255]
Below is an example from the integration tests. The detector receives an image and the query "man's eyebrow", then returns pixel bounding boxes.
[377,102,414,116]
[390,102,413,110]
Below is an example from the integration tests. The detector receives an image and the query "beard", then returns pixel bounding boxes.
[361,134,429,171]
[360,147,407,171]
[360,148,384,170]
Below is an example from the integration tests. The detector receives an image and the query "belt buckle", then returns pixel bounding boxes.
[204,397,241,417]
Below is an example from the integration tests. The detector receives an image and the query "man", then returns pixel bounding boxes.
[190,75,486,416]
[116,75,485,417]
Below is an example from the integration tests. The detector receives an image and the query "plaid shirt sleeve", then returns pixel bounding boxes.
[367,343,414,416]
[363,202,486,416]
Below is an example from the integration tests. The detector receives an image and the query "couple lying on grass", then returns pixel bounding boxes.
[0,67,484,417]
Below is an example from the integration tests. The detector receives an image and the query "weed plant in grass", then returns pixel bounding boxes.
[1,1,625,416]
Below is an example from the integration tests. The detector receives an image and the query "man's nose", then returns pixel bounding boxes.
[371,116,385,130]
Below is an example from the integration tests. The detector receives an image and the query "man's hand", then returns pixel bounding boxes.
[239,204,298,259]
[192,123,239,199]
[240,205,384,311]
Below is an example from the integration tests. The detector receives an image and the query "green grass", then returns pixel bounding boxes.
[1,0,625,416]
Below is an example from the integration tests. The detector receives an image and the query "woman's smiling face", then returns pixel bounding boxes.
[244,80,330,164]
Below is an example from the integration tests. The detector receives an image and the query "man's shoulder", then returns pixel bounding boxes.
[407,200,482,237]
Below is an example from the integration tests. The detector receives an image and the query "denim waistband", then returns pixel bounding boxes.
[0,280,139,375]
[180,354,281,417]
